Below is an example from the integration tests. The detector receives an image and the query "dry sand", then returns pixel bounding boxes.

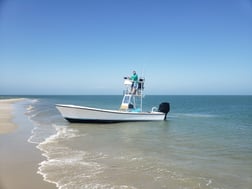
[0,98,57,189]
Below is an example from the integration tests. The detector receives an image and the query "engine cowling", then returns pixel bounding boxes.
[158,102,170,120]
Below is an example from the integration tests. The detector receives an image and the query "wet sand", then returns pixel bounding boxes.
[0,98,23,134]
[0,99,57,189]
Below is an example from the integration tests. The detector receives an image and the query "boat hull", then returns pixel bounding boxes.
[56,104,166,123]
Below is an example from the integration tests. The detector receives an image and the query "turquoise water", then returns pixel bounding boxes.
[11,95,252,188]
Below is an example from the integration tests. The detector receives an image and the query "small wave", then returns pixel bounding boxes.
[173,113,216,118]
[206,179,212,186]
[27,121,57,144]
[114,155,143,162]
[30,99,39,103]
[26,105,33,111]
[53,124,85,140]
[35,125,140,189]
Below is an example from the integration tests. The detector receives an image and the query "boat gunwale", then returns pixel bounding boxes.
[56,104,164,116]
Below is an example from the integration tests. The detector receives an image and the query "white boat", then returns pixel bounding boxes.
[56,77,170,123]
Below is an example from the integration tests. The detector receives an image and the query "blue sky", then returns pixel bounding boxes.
[0,0,251,95]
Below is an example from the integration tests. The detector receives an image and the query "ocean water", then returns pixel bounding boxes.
[17,95,252,188]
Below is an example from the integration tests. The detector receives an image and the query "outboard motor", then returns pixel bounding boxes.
[158,102,170,120]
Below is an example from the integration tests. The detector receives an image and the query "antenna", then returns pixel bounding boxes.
[141,67,144,78]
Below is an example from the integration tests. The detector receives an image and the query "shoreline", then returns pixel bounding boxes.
[0,98,57,189]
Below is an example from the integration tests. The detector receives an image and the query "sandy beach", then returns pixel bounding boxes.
[0,98,57,189]
[0,98,24,134]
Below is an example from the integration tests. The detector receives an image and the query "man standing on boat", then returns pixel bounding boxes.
[129,70,138,94]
